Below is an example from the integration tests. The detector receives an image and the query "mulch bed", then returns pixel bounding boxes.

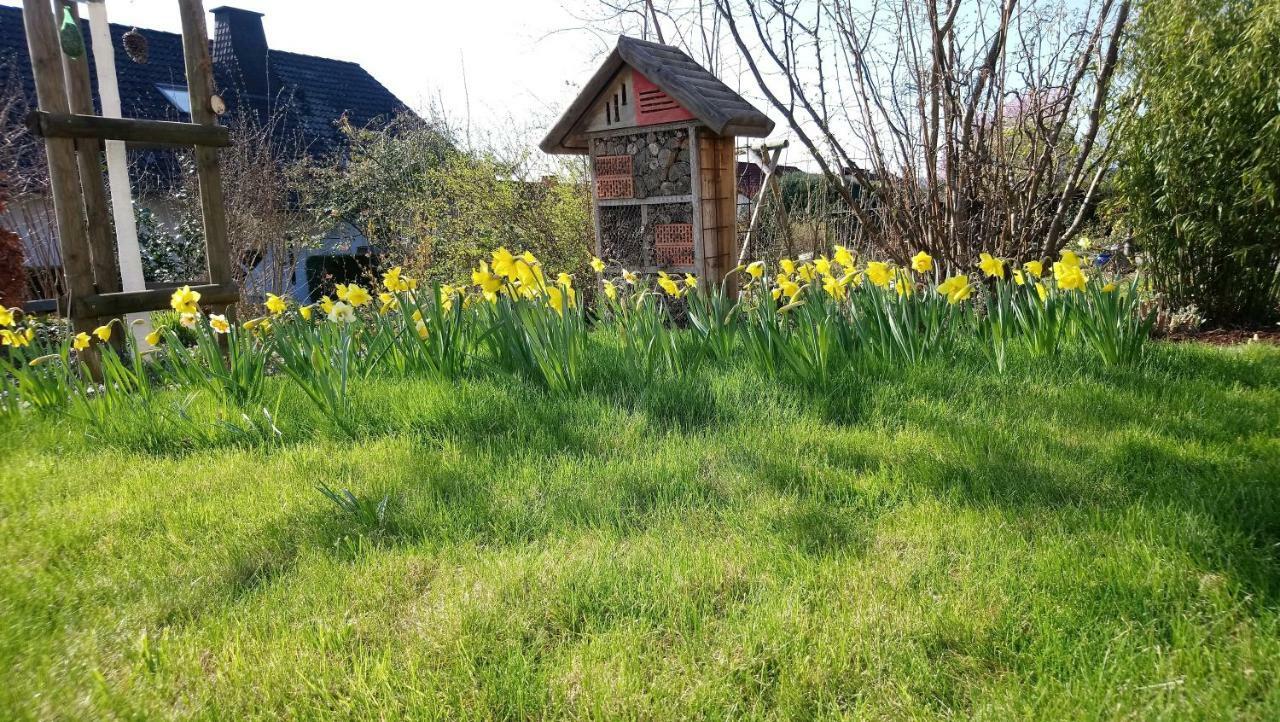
[1159,328,1280,345]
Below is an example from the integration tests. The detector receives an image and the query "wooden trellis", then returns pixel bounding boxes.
[20,0,236,333]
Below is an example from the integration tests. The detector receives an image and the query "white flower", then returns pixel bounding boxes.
[209,314,230,334]
[327,301,356,323]
[179,312,198,328]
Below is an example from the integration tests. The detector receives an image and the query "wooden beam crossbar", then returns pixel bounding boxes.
[73,283,240,319]
[26,110,232,148]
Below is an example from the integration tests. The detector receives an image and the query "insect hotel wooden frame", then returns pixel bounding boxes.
[20,0,236,332]
[541,36,774,285]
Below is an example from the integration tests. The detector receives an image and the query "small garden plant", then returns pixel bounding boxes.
[1,245,1155,438]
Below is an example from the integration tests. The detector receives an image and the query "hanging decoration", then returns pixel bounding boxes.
[58,3,85,59]
[122,27,149,64]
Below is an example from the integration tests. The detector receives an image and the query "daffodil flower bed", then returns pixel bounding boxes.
[0,245,1157,439]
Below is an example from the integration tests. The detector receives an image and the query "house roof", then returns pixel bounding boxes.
[541,35,774,154]
[0,4,408,166]
[735,161,806,198]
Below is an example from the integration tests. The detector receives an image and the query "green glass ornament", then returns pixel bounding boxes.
[59,4,84,59]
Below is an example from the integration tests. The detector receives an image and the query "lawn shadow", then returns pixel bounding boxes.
[900,399,1280,604]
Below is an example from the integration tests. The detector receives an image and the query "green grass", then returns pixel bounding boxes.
[2,341,1279,719]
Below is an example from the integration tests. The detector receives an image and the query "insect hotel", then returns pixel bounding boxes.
[541,37,774,285]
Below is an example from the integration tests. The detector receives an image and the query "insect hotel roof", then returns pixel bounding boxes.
[540,35,774,154]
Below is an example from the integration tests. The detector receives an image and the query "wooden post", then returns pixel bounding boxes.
[22,0,100,376]
[21,0,94,314]
[737,140,790,264]
[59,0,119,296]
[177,0,234,293]
[759,146,792,257]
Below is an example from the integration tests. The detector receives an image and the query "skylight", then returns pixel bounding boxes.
[155,84,191,114]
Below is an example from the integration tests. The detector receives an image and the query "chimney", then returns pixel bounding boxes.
[210,6,270,100]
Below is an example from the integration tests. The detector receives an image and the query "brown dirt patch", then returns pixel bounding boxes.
[1160,328,1280,345]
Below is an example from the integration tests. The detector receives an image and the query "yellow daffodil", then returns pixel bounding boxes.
[779,278,800,300]
[1013,270,1026,286]
[328,301,356,323]
[170,285,201,314]
[145,329,163,346]
[73,331,91,350]
[911,251,933,273]
[521,250,538,265]
[492,247,517,279]
[1036,282,1049,302]
[833,245,855,269]
[866,261,893,288]
[383,266,414,292]
[208,314,230,334]
[815,256,832,276]
[1024,260,1044,278]
[684,274,698,289]
[415,319,429,339]
[335,283,351,301]
[1102,281,1117,293]
[515,260,539,291]
[265,293,287,315]
[93,323,112,342]
[797,263,816,282]
[378,292,397,314]
[894,269,915,297]
[822,274,848,300]
[779,258,796,275]
[657,272,682,297]
[590,256,605,273]
[603,280,618,301]
[556,272,573,288]
[0,306,13,326]
[546,286,566,315]
[1056,264,1087,291]
[745,261,765,280]
[345,285,372,307]
[319,295,335,314]
[1054,252,1083,282]
[300,305,314,320]
[472,261,503,299]
[978,252,1006,279]
[937,274,973,304]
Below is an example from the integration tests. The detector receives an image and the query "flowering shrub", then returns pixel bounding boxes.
[0,245,1155,434]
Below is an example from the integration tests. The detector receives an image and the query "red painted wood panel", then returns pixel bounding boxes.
[633,71,695,126]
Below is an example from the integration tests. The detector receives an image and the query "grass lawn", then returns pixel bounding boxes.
[2,341,1278,719]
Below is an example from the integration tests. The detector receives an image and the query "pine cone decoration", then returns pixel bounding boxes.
[123,27,148,64]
